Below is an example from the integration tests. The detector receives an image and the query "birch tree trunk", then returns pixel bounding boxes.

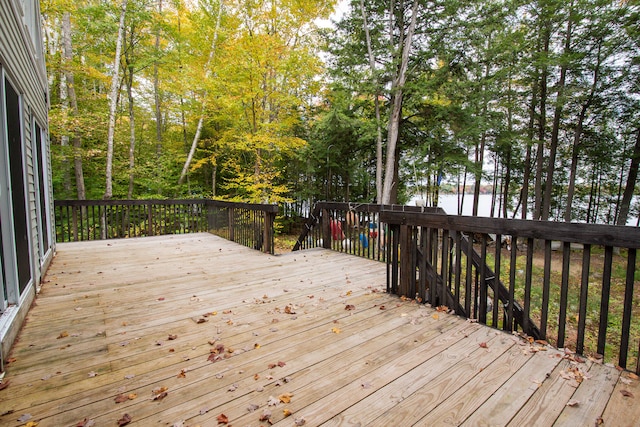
[381,0,419,205]
[62,11,86,200]
[178,0,223,186]
[104,0,128,200]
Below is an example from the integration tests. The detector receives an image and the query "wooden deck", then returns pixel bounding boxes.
[1,233,639,426]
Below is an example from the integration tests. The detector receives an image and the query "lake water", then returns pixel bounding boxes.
[409,194,638,226]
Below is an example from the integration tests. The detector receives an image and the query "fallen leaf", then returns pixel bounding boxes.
[432,314,439,320]
[620,389,634,398]
[0,380,10,391]
[254,343,261,349]
[279,392,293,403]
[57,331,69,339]
[278,361,286,367]
[259,409,272,421]
[284,304,296,314]
[379,305,386,310]
[595,416,604,425]
[629,373,639,380]
[479,342,488,349]
[75,418,95,427]
[566,400,580,406]
[177,370,186,379]
[283,408,292,417]
[117,413,132,426]
[115,394,129,403]
[216,413,229,424]
[88,371,98,378]
[153,392,168,401]
[228,383,238,392]
[247,403,259,412]
[294,417,307,426]
[17,414,32,423]
[24,422,39,427]
[157,297,165,301]
[345,305,355,311]
[128,393,137,400]
[167,334,177,340]
[6,357,16,364]
[267,396,279,406]
[332,327,341,334]
[346,290,352,296]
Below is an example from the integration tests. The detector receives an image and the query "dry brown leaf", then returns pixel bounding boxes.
[284,304,296,314]
[479,342,488,349]
[278,361,286,367]
[57,331,69,339]
[117,413,132,426]
[620,389,634,398]
[294,417,307,426]
[566,400,580,406]
[283,408,292,417]
[167,334,177,340]
[345,304,355,311]
[259,409,272,421]
[114,394,129,403]
[432,314,439,320]
[128,393,137,400]
[332,327,341,334]
[216,413,229,424]
[0,380,10,391]
[153,392,168,401]
[628,373,639,380]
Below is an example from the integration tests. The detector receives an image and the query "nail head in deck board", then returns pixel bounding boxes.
[0,234,633,427]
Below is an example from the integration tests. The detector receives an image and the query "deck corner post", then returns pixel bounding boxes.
[321,208,331,249]
[263,210,275,254]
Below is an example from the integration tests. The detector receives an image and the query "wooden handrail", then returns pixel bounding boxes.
[380,209,640,371]
[54,199,277,254]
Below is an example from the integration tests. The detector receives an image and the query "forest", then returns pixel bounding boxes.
[42,0,640,225]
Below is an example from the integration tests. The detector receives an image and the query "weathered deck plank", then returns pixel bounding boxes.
[0,233,635,427]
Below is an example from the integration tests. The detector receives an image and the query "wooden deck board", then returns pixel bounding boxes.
[0,233,635,427]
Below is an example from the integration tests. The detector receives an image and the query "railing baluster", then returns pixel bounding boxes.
[540,239,552,340]
[576,244,591,354]
[558,242,571,348]
[619,248,637,369]
[597,246,613,357]
[522,237,534,337]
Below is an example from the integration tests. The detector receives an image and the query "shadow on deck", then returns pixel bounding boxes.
[1,233,638,426]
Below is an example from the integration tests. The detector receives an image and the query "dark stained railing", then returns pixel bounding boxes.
[54,199,278,254]
[380,210,640,372]
[292,201,443,261]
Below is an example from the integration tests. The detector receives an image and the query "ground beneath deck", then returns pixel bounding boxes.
[1,233,639,426]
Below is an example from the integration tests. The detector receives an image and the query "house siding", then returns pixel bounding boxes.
[0,0,53,364]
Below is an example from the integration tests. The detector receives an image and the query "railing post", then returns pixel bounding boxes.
[399,224,412,298]
[228,208,235,242]
[321,208,331,249]
[147,201,153,236]
[263,210,275,254]
[71,205,78,242]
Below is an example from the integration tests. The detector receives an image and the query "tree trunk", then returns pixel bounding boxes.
[534,20,550,220]
[153,0,163,193]
[62,12,85,200]
[104,0,128,200]
[178,0,223,185]
[381,0,419,205]
[617,128,640,226]
[359,0,384,203]
[542,2,573,221]
[126,61,135,199]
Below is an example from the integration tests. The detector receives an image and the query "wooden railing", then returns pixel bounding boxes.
[380,210,640,372]
[292,202,443,261]
[54,199,278,254]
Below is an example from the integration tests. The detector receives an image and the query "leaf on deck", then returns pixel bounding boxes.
[117,413,132,426]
